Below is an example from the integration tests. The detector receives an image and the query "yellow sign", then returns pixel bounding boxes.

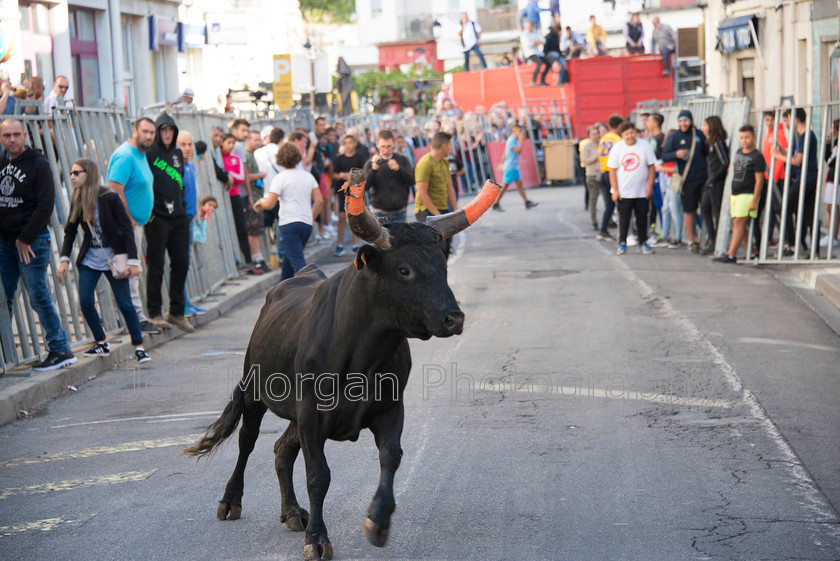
[272,54,293,110]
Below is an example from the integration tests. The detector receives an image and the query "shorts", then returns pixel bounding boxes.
[730,193,758,219]
[246,207,267,235]
[503,169,521,184]
[825,182,839,205]
[679,177,705,213]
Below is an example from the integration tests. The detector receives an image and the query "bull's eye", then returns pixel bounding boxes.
[398,266,412,278]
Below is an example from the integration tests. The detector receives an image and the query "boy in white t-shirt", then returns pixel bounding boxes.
[607,122,657,255]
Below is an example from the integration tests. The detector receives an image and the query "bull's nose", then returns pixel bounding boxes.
[442,311,465,335]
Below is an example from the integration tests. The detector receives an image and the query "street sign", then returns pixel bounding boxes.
[273,54,293,110]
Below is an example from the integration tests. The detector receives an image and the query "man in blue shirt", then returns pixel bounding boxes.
[106,117,157,333]
[519,0,541,31]
[784,108,820,255]
[492,124,538,212]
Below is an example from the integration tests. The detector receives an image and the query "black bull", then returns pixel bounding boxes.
[184,174,502,561]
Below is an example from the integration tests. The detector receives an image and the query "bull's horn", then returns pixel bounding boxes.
[427,179,503,240]
[343,168,391,250]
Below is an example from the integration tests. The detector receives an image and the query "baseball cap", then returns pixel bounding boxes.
[181,88,195,98]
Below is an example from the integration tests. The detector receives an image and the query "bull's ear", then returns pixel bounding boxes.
[354,244,382,271]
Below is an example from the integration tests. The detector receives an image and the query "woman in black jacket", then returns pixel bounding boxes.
[56,159,150,363]
[700,116,729,255]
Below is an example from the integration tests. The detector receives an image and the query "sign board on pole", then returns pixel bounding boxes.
[273,54,293,110]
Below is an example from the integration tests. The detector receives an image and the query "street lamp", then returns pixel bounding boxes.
[304,39,315,112]
[431,20,441,41]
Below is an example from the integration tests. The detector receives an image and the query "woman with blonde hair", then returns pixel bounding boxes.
[57,159,150,363]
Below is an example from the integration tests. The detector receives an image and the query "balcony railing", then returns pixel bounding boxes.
[477,4,517,34]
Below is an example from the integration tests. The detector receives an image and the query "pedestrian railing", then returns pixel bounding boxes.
[0,104,317,373]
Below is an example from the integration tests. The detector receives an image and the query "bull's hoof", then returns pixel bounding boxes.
[217,501,242,521]
[363,516,389,547]
[302,541,333,560]
[280,507,310,532]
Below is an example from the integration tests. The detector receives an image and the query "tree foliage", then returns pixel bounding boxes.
[300,0,356,24]
[353,67,443,114]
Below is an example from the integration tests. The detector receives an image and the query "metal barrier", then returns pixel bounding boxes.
[0,104,317,372]
[753,102,840,264]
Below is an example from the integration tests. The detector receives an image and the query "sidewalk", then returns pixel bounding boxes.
[0,241,335,426]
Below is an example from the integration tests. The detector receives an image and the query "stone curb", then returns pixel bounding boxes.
[0,242,335,427]
[815,274,840,311]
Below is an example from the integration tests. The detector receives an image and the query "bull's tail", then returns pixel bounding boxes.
[183,387,245,457]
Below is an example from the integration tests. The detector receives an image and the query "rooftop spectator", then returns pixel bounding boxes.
[586,15,607,56]
[651,17,676,76]
[625,14,645,54]
[460,12,487,72]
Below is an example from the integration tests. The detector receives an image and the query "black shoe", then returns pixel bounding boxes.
[713,254,737,265]
[33,351,77,371]
[492,203,504,212]
[525,201,539,209]
[135,349,151,364]
[596,231,614,242]
[592,223,599,231]
[83,342,110,357]
[700,243,715,256]
[140,320,161,335]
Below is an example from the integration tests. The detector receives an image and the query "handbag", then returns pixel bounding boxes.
[670,129,697,194]
[88,220,131,279]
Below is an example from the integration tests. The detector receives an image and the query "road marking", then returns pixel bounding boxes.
[735,337,839,353]
[590,238,840,525]
[0,516,79,537]
[0,435,200,468]
[50,411,220,429]
[0,470,156,500]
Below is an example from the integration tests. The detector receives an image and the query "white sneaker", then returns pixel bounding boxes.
[626,234,638,247]
[819,235,840,247]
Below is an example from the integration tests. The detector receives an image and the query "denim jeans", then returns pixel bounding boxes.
[541,51,565,84]
[661,47,674,75]
[78,264,143,346]
[463,45,487,71]
[279,221,312,281]
[0,236,71,355]
[661,188,684,241]
[374,210,407,224]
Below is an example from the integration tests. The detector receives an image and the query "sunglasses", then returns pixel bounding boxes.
[58,85,69,90]
[70,170,85,177]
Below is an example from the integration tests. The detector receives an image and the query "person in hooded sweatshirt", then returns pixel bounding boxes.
[0,118,76,371]
[144,112,194,333]
[662,109,708,254]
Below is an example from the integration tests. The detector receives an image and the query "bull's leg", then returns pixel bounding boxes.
[298,420,333,561]
[274,422,309,531]
[363,402,404,547]
[217,400,267,521]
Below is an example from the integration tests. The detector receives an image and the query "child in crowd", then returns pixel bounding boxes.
[192,195,218,245]
[653,129,684,248]
[492,124,539,211]
[714,125,765,264]
[607,122,657,255]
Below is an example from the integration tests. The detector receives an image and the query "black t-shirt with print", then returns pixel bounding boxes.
[731,148,766,196]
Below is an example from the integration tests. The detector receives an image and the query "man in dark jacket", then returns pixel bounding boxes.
[144,112,193,333]
[0,118,75,370]
[363,130,415,223]
[662,109,708,253]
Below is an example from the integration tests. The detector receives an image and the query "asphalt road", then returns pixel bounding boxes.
[2,186,839,561]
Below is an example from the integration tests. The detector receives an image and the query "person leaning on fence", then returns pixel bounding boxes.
[253,142,323,281]
[106,116,158,334]
[581,125,603,230]
[608,122,657,255]
[363,130,414,224]
[783,108,820,257]
[220,133,252,266]
[176,131,205,318]
[44,76,71,116]
[57,159,150,363]
[662,109,708,254]
[714,125,765,265]
[822,120,839,248]
[415,132,459,260]
[244,130,269,275]
[762,110,786,248]
[651,17,676,77]
[0,118,76,371]
[493,124,539,212]
[700,116,729,256]
[646,113,665,240]
[144,112,194,333]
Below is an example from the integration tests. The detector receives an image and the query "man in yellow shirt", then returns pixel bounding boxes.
[587,15,607,56]
[415,131,459,259]
[596,114,623,240]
